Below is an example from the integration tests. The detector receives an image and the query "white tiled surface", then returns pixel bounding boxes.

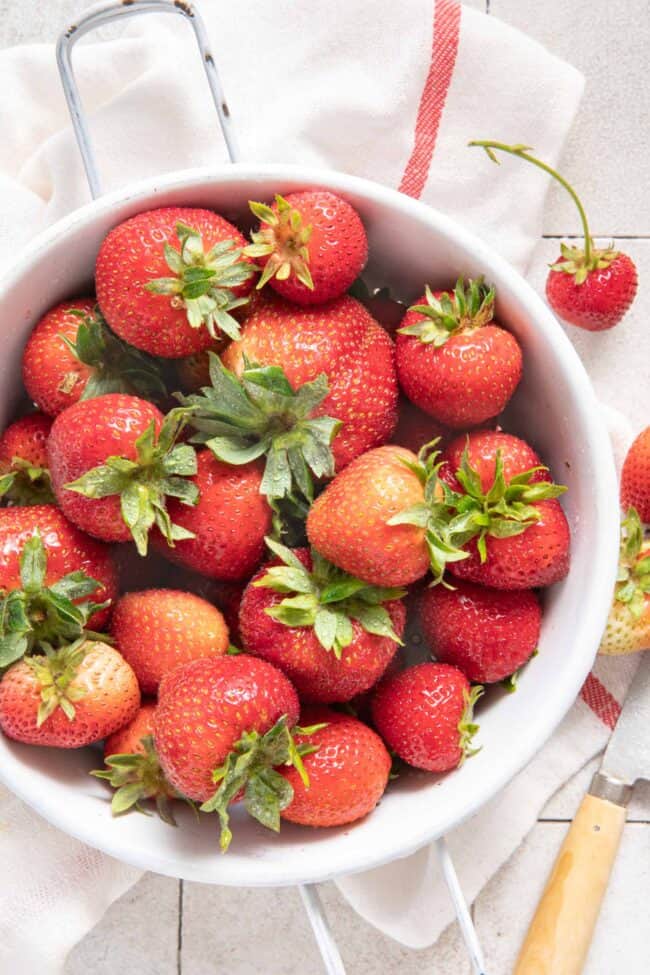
[1,1,649,973]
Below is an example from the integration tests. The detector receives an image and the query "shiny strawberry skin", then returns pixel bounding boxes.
[390,397,449,454]
[280,707,391,827]
[154,450,271,580]
[111,589,229,694]
[371,662,471,772]
[0,504,117,630]
[442,429,551,492]
[306,445,429,587]
[0,413,52,469]
[239,550,406,702]
[621,427,650,522]
[22,298,96,416]
[420,578,541,683]
[154,656,299,802]
[0,642,140,747]
[48,394,163,542]
[96,207,254,358]
[221,293,399,470]
[546,253,638,331]
[104,699,157,757]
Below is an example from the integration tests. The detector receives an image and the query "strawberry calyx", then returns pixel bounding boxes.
[254,537,405,658]
[613,507,650,619]
[180,353,341,503]
[63,408,199,556]
[145,222,255,341]
[25,637,90,726]
[244,196,314,291]
[0,457,55,507]
[458,684,483,763]
[549,240,621,285]
[0,534,109,669]
[92,735,181,826]
[200,714,325,852]
[398,277,495,347]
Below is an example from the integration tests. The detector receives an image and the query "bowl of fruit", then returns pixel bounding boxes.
[0,161,618,886]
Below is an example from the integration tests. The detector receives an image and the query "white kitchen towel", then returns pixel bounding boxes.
[0,0,639,969]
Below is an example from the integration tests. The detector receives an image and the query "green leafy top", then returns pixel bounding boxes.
[63,408,199,556]
[92,735,181,826]
[614,507,650,619]
[25,637,91,726]
[255,537,405,658]
[458,685,483,763]
[62,306,167,401]
[145,221,256,341]
[398,277,496,347]
[0,534,108,669]
[200,714,325,852]
[243,195,314,291]
[180,353,341,503]
[0,458,55,507]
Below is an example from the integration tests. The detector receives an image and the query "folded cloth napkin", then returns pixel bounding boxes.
[0,0,640,968]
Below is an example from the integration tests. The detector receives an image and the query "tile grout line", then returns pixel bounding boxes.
[542,233,650,240]
[177,880,184,975]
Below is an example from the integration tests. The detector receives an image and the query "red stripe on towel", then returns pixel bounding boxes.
[580,672,622,730]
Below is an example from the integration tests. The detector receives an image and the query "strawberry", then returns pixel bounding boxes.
[110,588,229,693]
[95,208,256,358]
[371,662,482,772]
[621,427,650,523]
[0,639,140,747]
[600,508,650,655]
[420,578,541,683]
[0,413,55,506]
[154,655,317,849]
[48,396,198,555]
[306,445,431,587]
[21,299,167,416]
[391,398,449,454]
[0,504,117,632]
[470,142,637,330]
[244,191,367,305]
[441,429,551,491]
[280,707,391,827]
[395,278,522,428]
[104,700,158,757]
[153,450,271,581]
[239,539,406,702]
[175,341,228,394]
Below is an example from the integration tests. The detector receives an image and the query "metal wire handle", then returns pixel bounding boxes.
[56,0,239,199]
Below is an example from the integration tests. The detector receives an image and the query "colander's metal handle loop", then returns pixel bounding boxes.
[56,0,239,199]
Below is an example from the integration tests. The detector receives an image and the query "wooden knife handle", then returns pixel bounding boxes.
[514,789,627,975]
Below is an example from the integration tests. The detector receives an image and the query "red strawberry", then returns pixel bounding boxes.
[621,427,650,523]
[0,639,140,747]
[175,340,228,393]
[395,278,522,428]
[239,541,406,702]
[470,142,637,330]
[154,655,310,849]
[111,589,229,693]
[280,707,391,827]
[391,398,449,454]
[104,700,157,757]
[48,395,198,555]
[245,191,367,305]
[0,504,117,631]
[0,413,55,506]
[96,207,256,358]
[306,445,431,588]
[371,662,482,772]
[600,508,650,655]
[154,450,271,581]
[420,578,541,683]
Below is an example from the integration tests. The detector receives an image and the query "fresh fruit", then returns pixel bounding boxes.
[306,445,431,587]
[600,508,650,655]
[469,142,638,330]
[111,589,229,693]
[154,655,317,849]
[48,396,198,554]
[175,341,228,393]
[621,427,650,523]
[0,504,117,631]
[441,429,551,491]
[0,639,140,747]
[0,413,55,506]
[239,539,406,702]
[244,191,367,305]
[420,578,541,683]
[371,662,482,772]
[391,398,449,454]
[153,450,271,580]
[280,707,391,827]
[96,208,256,357]
[396,278,522,428]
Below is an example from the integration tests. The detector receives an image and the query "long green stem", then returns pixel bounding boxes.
[468,140,592,264]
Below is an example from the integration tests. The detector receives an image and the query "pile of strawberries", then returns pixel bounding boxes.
[0,189,572,850]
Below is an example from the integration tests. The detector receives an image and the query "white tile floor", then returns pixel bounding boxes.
[2,1,649,973]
